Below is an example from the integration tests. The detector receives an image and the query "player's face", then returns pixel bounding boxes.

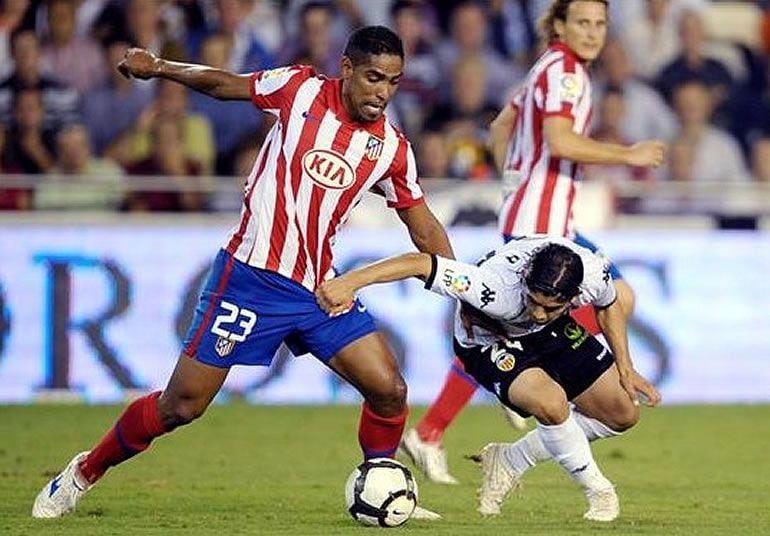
[555,1,608,62]
[341,54,403,122]
[525,291,571,325]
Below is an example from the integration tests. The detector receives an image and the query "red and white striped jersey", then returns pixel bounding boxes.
[498,42,593,238]
[224,65,424,290]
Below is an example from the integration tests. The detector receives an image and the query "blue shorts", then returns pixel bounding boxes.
[502,232,623,281]
[182,250,377,368]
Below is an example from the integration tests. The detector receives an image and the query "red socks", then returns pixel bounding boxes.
[416,357,478,443]
[79,391,168,484]
[570,304,602,335]
[358,402,407,459]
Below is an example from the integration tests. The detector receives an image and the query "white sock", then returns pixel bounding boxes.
[501,429,550,476]
[502,409,621,476]
[572,410,622,441]
[537,412,613,492]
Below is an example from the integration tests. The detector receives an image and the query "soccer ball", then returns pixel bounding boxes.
[344,458,418,527]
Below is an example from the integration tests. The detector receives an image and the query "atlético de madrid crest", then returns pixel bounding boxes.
[215,336,235,357]
[365,135,384,160]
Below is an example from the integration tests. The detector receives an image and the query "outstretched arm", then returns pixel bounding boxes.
[315,253,432,315]
[117,48,252,100]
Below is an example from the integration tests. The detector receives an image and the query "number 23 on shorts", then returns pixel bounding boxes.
[210,300,258,342]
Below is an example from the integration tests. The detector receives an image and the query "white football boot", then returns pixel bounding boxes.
[398,428,458,485]
[583,486,619,522]
[32,451,91,518]
[476,443,521,516]
[410,505,442,520]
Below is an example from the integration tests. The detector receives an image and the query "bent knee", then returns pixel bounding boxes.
[530,397,570,425]
[605,403,639,432]
[363,374,407,416]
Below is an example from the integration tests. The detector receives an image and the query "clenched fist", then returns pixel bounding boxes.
[117,48,162,80]
[627,141,667,168]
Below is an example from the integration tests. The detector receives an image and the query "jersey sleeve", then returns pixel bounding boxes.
[248,65,316,117]
[509,85,525,112]
[375,138,425,209]
[424,256,515,318]
[540,59,584,120]
[579,251,617,308]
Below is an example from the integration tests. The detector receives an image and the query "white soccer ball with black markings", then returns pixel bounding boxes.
[344,458,418,527]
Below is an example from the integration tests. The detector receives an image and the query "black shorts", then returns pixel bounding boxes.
[454,315,615,417]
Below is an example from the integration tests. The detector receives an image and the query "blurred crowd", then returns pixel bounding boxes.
[1,0,770,212]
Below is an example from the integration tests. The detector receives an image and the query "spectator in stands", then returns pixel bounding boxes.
[0,29,79,129]
[585,86,653,185]
[656,9,732,105]
[0,123,31,210]
[427,54,497,180]
[82,40,154,156]
[0,0,30,79]
[751,137,770,183]
[435,0,522,105]
[3,88,55,173]
[40,0,107,93]
[664,137,695,182]
[670,79,748,182]
[125,0,185,60]
[416,129,451,179]
[621,0,679,81]
[36,123,124,210]
[206,0,275,73]
[724,53,770,157]
[189,32,263,175]
[596,39,676,143]
[280,2,342,76]
[124,116,208,212]
[388,0,441,140]
[112,79,215,174]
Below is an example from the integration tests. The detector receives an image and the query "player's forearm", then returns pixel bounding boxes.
[156,59,249,100]
[547,129,633,165]
[347,253,433,290]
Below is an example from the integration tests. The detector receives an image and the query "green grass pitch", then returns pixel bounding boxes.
[1,403,769,535]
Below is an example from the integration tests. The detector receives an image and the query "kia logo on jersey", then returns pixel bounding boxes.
[302,149,355,190]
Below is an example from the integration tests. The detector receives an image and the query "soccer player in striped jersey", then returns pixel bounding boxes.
[315,236,662,520]
[32,26,452,521]
[399,0,666,486]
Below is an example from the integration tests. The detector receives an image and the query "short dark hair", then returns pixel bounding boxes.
[344,25,404,66]
[525,243,584,300]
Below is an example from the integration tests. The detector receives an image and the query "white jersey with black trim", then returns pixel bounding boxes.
[424,235,616,346]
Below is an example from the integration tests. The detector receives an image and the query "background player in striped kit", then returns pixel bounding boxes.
[32,26,452,521]
[400,0,666,485]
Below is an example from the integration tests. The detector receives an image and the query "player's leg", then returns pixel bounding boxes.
[466,329,617,519]
[299,301,441,519]
[328,332,407,457]
[32,354,229,519]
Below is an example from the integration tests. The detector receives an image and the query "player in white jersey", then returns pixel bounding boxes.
[32,27,451,521]
[398,0,667,486]
[315,235,661,521]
